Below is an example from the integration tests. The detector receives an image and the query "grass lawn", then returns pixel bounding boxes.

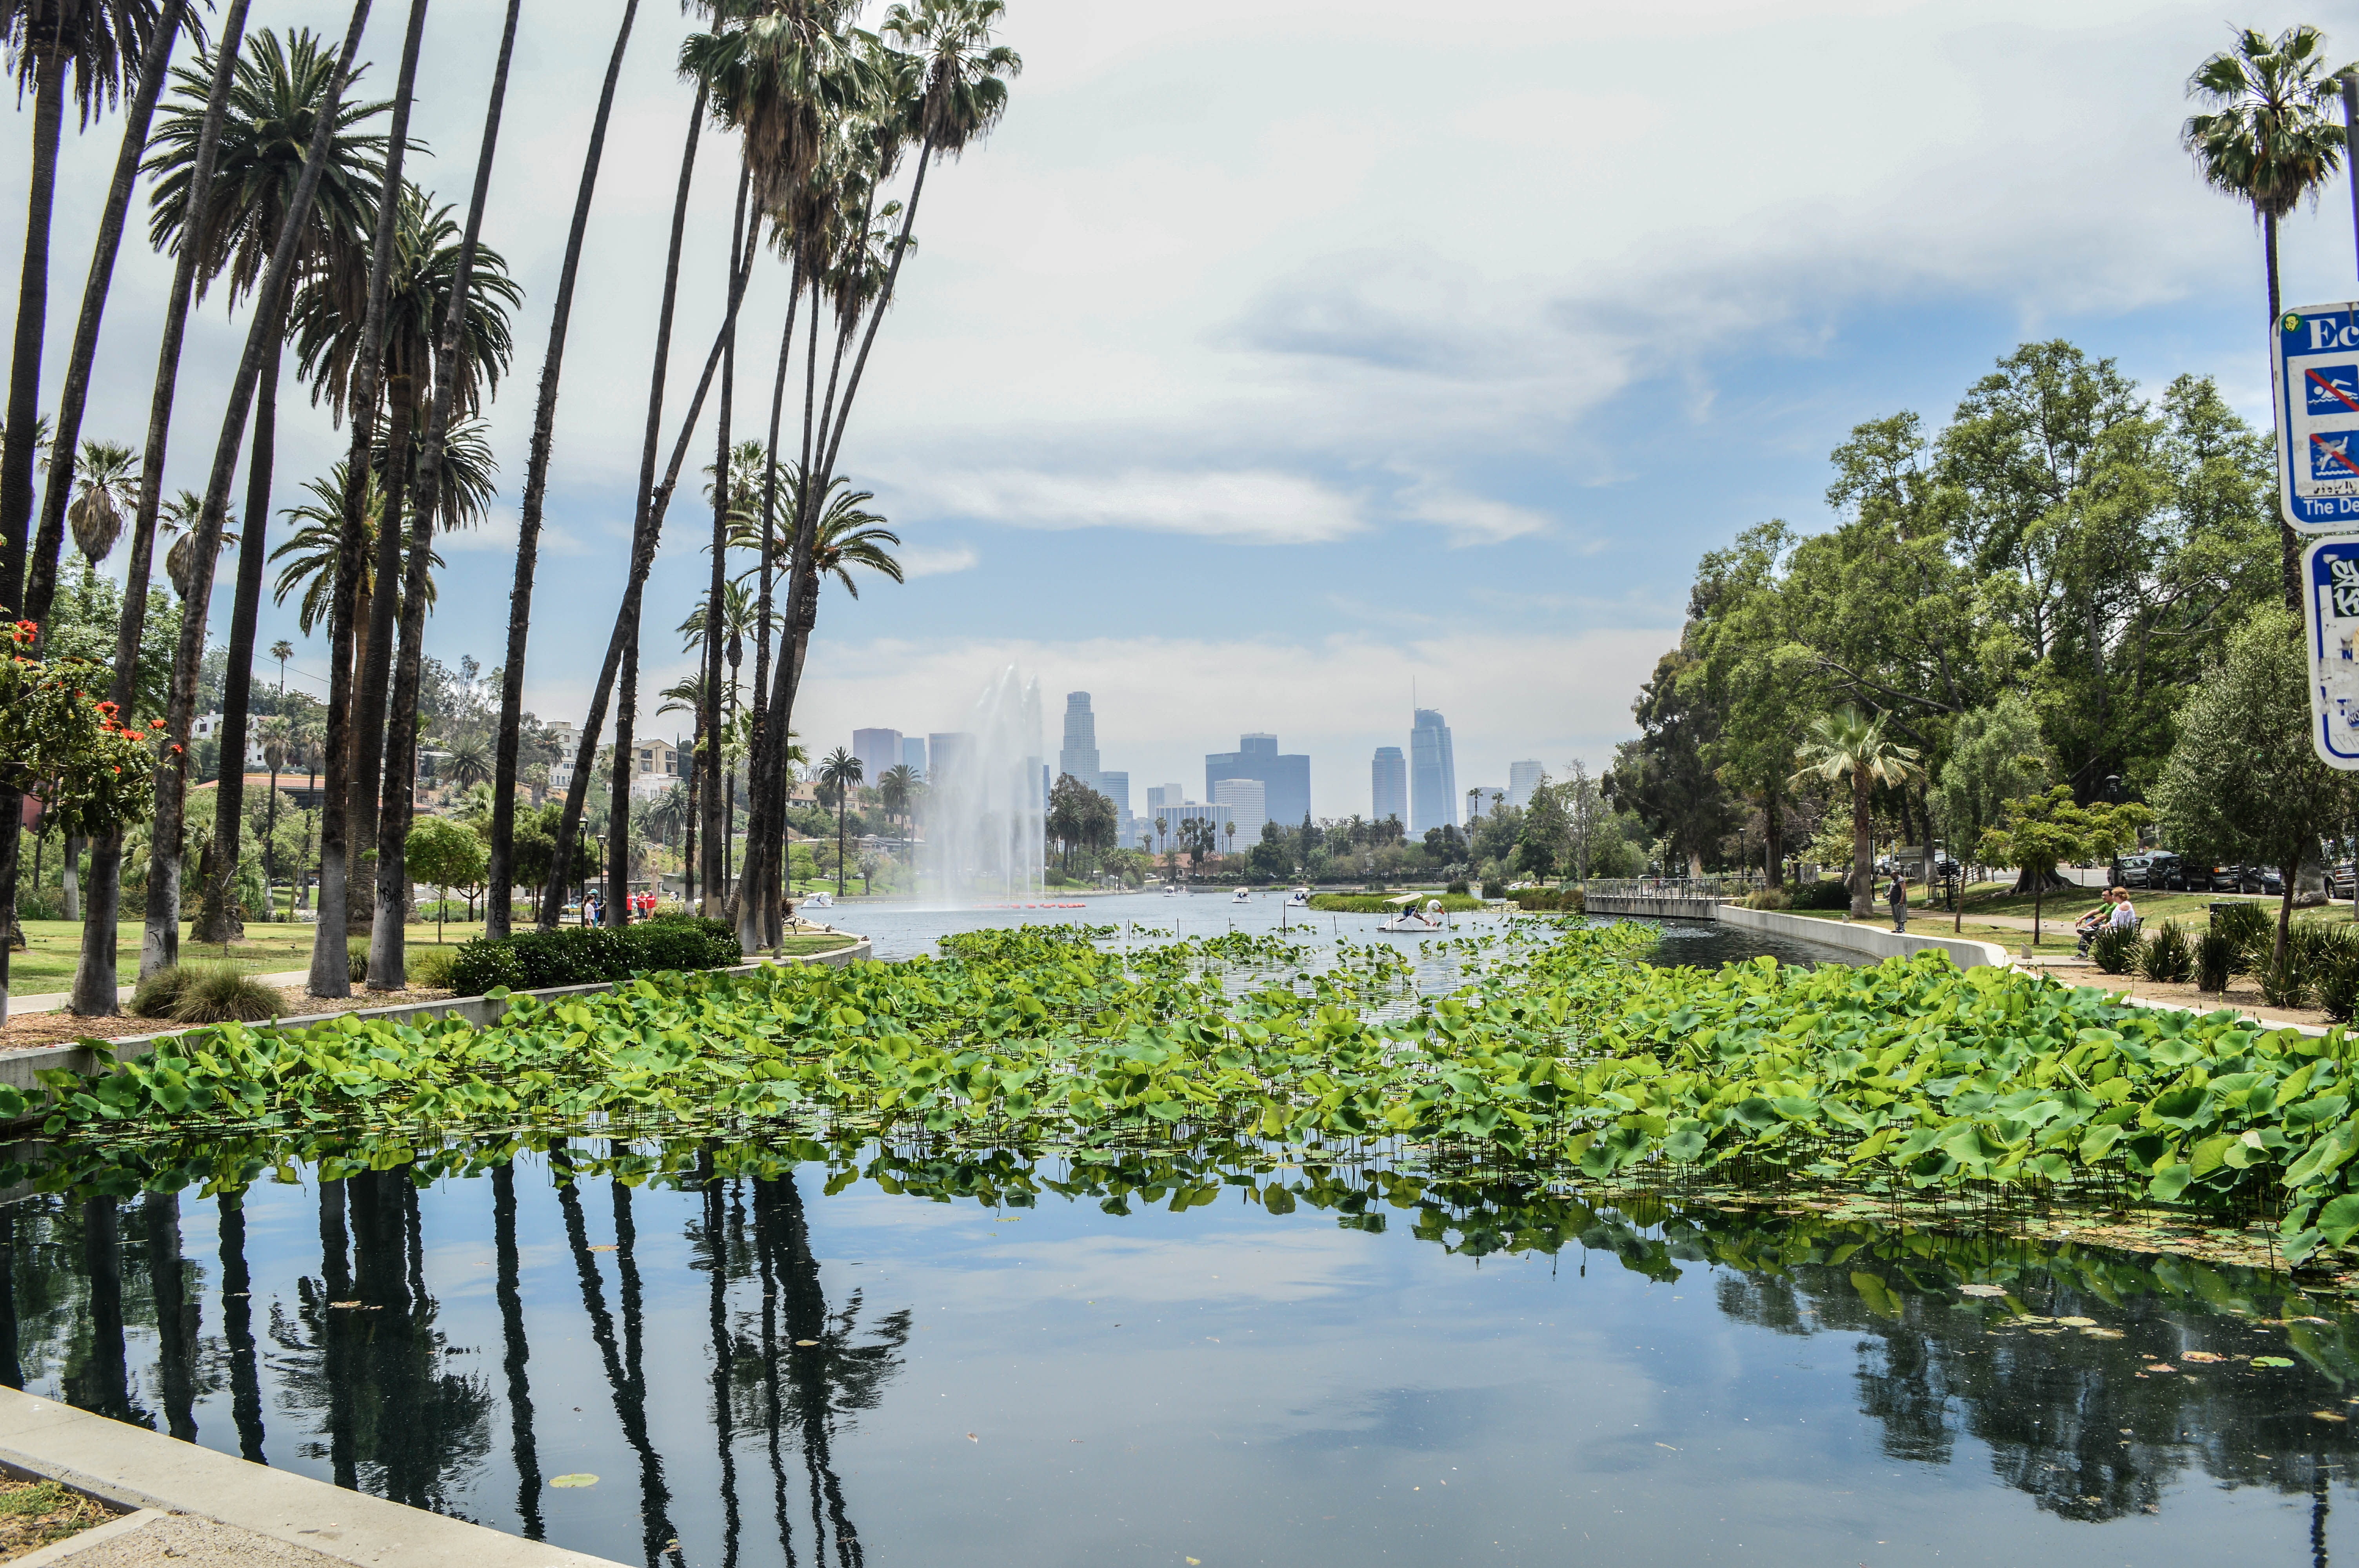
[8,917,494,995]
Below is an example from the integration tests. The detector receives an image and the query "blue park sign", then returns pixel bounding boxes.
[2275,303,2359,531]
[2304,536,2359,769]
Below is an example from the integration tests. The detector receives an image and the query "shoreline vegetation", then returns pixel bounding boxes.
[18,918,2359,1298]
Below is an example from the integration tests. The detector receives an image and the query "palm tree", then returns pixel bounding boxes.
[65,0,251,1019]
[145,22,389,952]
[441,736,491,790]
[1790,706,1926,919]
[305,0,435,997]
[292,185,516,953]
[2183,24,2354,611]
[64,439,136,563]
[0,0,169,621]
[878,761,914,849]
[486,0,643,944]
[817,745,861,896]
[367,0,523,982]
[269,465,441,648]
[158,487,233,599]
[20,0,191,633]
[269,635,291,693]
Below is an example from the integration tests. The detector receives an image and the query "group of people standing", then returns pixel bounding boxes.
[579,889,663,926]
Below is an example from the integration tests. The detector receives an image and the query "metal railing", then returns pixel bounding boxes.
[1583,877,1732,902]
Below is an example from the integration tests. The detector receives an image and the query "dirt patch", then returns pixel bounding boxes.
[0,984,458,1054]
[0,1476,120,1560]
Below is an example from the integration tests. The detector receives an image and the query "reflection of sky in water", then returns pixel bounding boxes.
[11,1154,2359,1568]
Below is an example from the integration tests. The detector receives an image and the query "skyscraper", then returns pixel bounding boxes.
[901,735,929,778]
[1409,709,1458,835]
[928,732,974,781]
[1058,691,1101,794]
[1508,759,1544,808]
[1205,733,1310,827]
[1212,778,1267,848]
[1100,770,1130,837]
[1371,747,1407,826]
[852,728,903,783]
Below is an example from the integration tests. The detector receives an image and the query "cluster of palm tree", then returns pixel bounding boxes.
[0,0,1016,1020]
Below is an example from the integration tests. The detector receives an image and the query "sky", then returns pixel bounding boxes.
[9,0,2359,819]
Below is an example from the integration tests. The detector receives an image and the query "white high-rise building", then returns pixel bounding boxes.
[1371,746,1407,826]
[1508,760,1545,808]
[1212,777,1267,851]
[852,728,903,783]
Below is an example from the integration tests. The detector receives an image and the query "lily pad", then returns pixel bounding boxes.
[2054,1317,2096,1328]
[2080,1327,2125,1339]
[2315,1410,2350,1423]
[549,1474,599,1488]
[794,1339,820,1347]
[2253,1356,2296,1368]
[1958,1283,2008,1298]
[2181,1351,2225,1363]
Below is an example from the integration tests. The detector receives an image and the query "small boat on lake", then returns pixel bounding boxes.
[1285,887,1310,907]
[1378,897,1447,933]
[1232,887,1252,904]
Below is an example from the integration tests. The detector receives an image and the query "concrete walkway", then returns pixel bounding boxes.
[0,1387,627,1567]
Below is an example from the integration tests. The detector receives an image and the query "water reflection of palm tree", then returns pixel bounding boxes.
[551,1146,685,1568]
[143,1193,198,1442]
[745,1172,912,1568]
[694,1152,745,1568]
[493,1163,545,1541]
[65,1198,136,1424]
[218,1194,268,1461]
[269,1170,491,1506]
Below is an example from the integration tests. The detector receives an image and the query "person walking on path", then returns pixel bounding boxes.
[1888,872,1909,934]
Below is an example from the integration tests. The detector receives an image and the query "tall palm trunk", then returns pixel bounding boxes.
[309,0,433,996]
[752,145,940,949]
[2266,211,2303,613]
[0,31,66,1014]
[545,87,703,929]
[607,646,635,926]
[371,0,521,989]
[193,316,284,943]
[346,379,414,935]
[701,180,746,919]
[731,268,799,948]
[1849,767,1872,920]
[0,26,66,619]
[485,0,639,941]
[25,0,191,634]
[144,0,377,981]
[72,0,254,1017]
[543,227,759,928]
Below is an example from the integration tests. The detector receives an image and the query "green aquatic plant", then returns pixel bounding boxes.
[29,919,2359,1268]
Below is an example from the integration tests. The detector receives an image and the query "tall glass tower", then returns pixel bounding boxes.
[1371,747,1407,826]
[1058,691,1101,794]
[1409,709,1457,835]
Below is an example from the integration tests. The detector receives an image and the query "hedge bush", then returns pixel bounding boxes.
[448,913,743,998]
[1791,879,1852,911]
[1507,887,1584,913]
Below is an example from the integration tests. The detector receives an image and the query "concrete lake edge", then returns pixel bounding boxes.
[0,937,871,1118]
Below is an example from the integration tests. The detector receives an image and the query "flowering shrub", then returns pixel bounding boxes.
[0,620,159,837]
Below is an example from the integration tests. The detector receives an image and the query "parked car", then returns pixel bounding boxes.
[2237,865,2284,896]
[2205,863,2245,893]
[2334,861,2355,900]
[2145,852,2186,891]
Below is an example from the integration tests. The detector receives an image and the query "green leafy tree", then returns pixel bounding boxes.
[404,815,485,943]
[1977,786,2150,946]
[1935,693,2048,881]
[2154,603,2359,970]
[1610,650,1736,877]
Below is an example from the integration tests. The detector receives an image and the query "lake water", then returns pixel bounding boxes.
[7,1147,2355,1568]
[821,891,1846,972]
[11,906,2345,1566]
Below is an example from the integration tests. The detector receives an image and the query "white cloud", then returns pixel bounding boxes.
[897,469,1365,545]
[1394,480,1550,546]
[899,542,980,577]
[438,505,586,556]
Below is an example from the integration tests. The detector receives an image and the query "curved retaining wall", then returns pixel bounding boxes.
[0,939,871,1107]
[1714,905,2007,971]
